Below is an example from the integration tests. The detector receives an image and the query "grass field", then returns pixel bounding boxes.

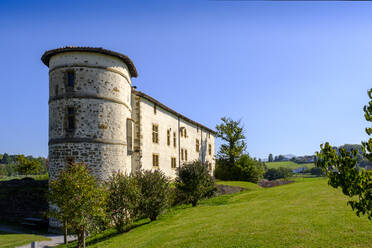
[0,231,50,248]
[57,178,371,248]
[265,161,315,170]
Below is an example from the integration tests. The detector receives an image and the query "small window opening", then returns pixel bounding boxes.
[67,71,75,88]
[196,139,200,152]
[171,157,176,169]
[173,132,176,148]
[67,107,75,131]
[152,154,159,167]
[154,104,157,115]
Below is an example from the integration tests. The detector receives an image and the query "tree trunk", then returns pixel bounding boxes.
[63,221,68,244]
[83,227,86,248]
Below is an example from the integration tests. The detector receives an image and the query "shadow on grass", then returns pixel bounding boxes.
[60,219,152,248]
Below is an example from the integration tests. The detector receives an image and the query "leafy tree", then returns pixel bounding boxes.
[175,161,216,207]
[134,170,170,221]
[1,153,10,164]
[107,172,140,232]
[216,117,246,166]
[48,163,107,247]
[268,154,273,162]
[214,155,265,183]
[316,89,372,220]
[15,155,41,176]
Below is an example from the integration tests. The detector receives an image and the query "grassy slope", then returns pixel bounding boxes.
[215,181,262,190]
[266,161,315,170]
[62,178,371,248]
[0,231,50,248]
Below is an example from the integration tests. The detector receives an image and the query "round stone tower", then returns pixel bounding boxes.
[41,47,138,181]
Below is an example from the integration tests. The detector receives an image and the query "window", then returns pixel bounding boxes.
[208,144,212,155]
[181,148,184,160]
[127,119,133,154]
[196,139,200,152]
[55,85,59,96]
[208,162,212,171]
[66,107,75,131]
[184,128,187,138]
[171,157,176,169]
[180,128,183,137]
[208,133,210,138]
[152,154,159,167]
[152,124,159,143]
[154,104,157,114]
[167,129,170,146]
[67,71,75,88]
[185,149,188,161]
[173,132,176,148]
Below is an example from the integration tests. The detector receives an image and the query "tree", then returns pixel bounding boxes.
[48,163,107,247]
[107,172,140,233]
[216,117,246,166]
[134,170,170,221]
[175,161,216,207]
[15,155,41,176]
[268,154,273,162]
[1,153,10,164]
[316,89,372,220]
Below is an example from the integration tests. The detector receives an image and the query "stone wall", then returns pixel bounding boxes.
[48,52,133,181]
[0,178,48,223]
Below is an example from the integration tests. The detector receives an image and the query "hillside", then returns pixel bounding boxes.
[265,161,315,170]
[59,178,371,248]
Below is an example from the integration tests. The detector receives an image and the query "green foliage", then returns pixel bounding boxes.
[48,162,107,247]
[175,161,216,207]
[107,172,141,233]
[134,170,170,221]
[317,143,371,220]
[215,155,265,183]
[15,155,41,176]
[216,117,246,166]
[264,167,293,181]
[317,89,372,220]
[310,167,323,176]
[268,153,273,162]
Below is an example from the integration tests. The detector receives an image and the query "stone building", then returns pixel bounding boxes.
[42,47,216,181]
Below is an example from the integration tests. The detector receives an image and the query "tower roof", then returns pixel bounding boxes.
[41,46,138,78]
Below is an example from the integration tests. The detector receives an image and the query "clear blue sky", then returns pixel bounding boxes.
[0,0,371,159]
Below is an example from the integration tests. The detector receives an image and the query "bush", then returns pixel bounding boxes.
[310,167,323,176]
[48,163,107,248]
[107,172,140,233]
[175,161,216,207]
[134,170,170,221]
[214,155,265,183]
[264,167,293,181]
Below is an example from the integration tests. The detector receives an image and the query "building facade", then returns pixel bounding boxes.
[42,47,215,182]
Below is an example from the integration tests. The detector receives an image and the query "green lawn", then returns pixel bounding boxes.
[58,178,371,248]
[0,231,50,248]
[266,161,315,170]
[215,180,262,190]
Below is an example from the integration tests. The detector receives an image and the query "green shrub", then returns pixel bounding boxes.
[107,172,141,233]
[264,167,293,180]
[134,170,170,221]
[214,155,265,183]
[310,167,323,176]
[48,162,107,247]
[175,161,216,207]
